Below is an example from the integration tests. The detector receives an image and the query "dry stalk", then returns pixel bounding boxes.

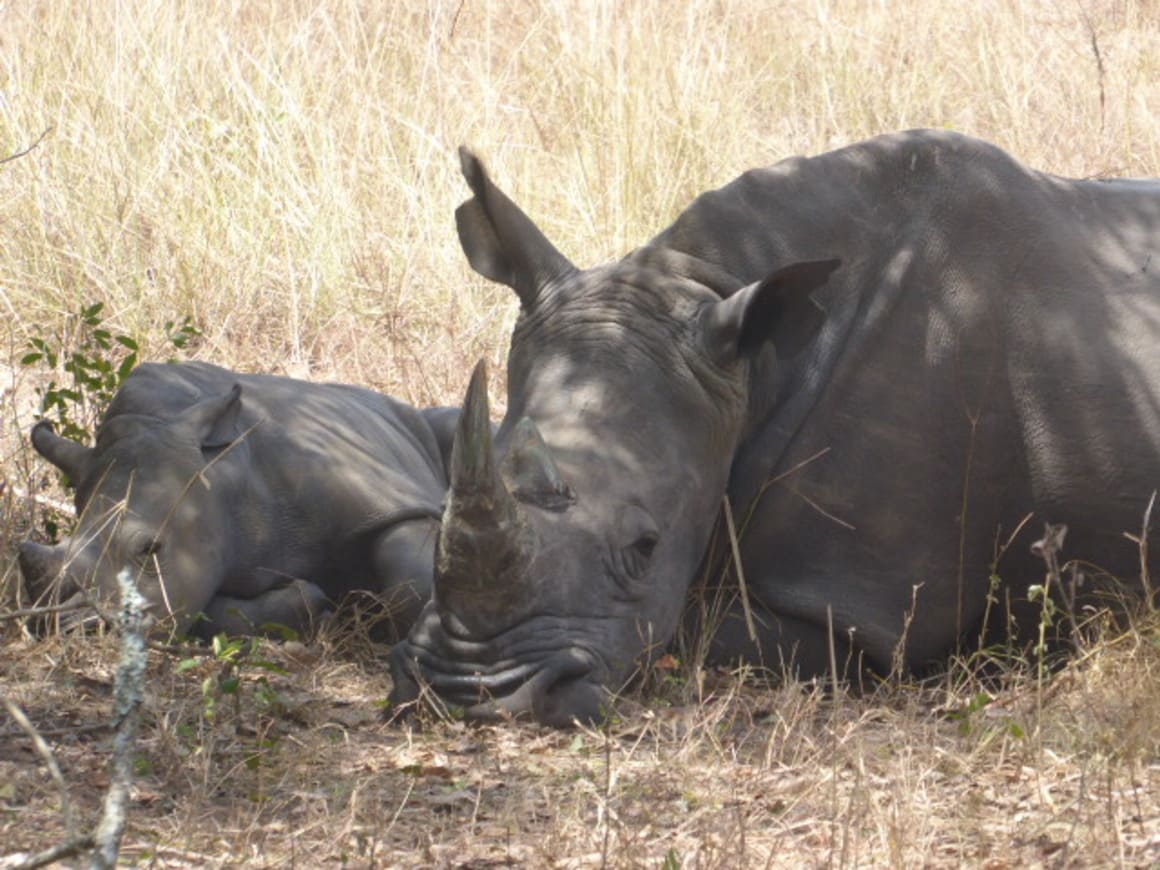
[0,127,53,167]
[1123,490,1156,609]
[1078,7,1108,134]
[721,496,757,644]
[0,696,80,843]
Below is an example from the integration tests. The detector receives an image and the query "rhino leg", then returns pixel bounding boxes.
[195,579,332,640]
[699,601,868,683]
[369,518,439,641]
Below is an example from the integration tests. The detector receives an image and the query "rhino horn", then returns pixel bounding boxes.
[502,417,574,511]
[436,361,537,624]
[30,420,93,483]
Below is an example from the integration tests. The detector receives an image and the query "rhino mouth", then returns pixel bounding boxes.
[389,612,611,726]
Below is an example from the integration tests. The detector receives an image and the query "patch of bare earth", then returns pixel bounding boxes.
[1,612,1157,868]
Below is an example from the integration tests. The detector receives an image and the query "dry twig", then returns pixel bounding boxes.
[0,127,53,167]
[0,599,90,623]
[0,697,78,838]
[721,496,757,644]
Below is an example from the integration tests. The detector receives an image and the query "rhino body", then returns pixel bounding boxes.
[20,361,454,640]
[392,130,1160,725]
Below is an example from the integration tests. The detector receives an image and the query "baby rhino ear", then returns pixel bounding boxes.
[701,259,841,366]
[177,384,243,449]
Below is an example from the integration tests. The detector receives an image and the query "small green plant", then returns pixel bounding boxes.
[175,634,290,798]
[21,301,201,446]
[947,689,1027,740]
[176,633,289,724]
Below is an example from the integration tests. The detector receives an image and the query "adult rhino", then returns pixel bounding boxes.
[391,130,1160,726]
[20,361,456,640]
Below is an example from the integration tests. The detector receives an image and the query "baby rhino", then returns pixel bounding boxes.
[19,361,454,641]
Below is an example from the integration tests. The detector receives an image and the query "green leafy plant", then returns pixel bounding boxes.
[21,302,202,446]
[177,633,289,724]
[947,689,1026,740]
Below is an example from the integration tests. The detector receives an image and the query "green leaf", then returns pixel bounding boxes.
[20,352,43,365]
[257,622,299,642]
[116,335,139,350]
[117,355,138,380]
[250,659,289,676]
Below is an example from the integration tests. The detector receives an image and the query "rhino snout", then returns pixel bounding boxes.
[17,539,68,598]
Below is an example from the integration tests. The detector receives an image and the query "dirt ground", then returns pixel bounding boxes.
[1,611,1157,868]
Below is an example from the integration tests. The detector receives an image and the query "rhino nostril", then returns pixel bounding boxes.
[534,671,609,727]
[525,648,606,726]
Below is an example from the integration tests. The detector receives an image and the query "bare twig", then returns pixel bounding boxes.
[0,599,91,623]
[9,485,76,517]
[0,127,53,167]
[0,721,111,740]
[1,696,79,837]
[1123,491,1156,609]
[1078,9,1107,134]
[3,835,96,870]
[89,568,151,869]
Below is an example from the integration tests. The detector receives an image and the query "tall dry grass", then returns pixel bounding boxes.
[1,0,1159,866]
[1,0,1157,405]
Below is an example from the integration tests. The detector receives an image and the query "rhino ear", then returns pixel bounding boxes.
[179,384,243,449]
[701,259,841,366]
[30,420,93,483]
[455,147,575,309]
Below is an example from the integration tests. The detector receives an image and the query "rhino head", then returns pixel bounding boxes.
[19,386,251,637]
[390,149,838,725]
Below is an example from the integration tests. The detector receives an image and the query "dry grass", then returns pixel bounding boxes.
[2,0,1159,866]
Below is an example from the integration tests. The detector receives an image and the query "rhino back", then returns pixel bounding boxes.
[103,361,448,522]
[706,134,1160,666]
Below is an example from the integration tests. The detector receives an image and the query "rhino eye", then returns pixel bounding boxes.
[623,532,659,580]
[632,533,658,561]
[134,535,162,559]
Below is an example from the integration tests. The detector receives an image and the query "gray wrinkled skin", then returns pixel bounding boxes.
[20,361,454,641]
[391,130,1160,727]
